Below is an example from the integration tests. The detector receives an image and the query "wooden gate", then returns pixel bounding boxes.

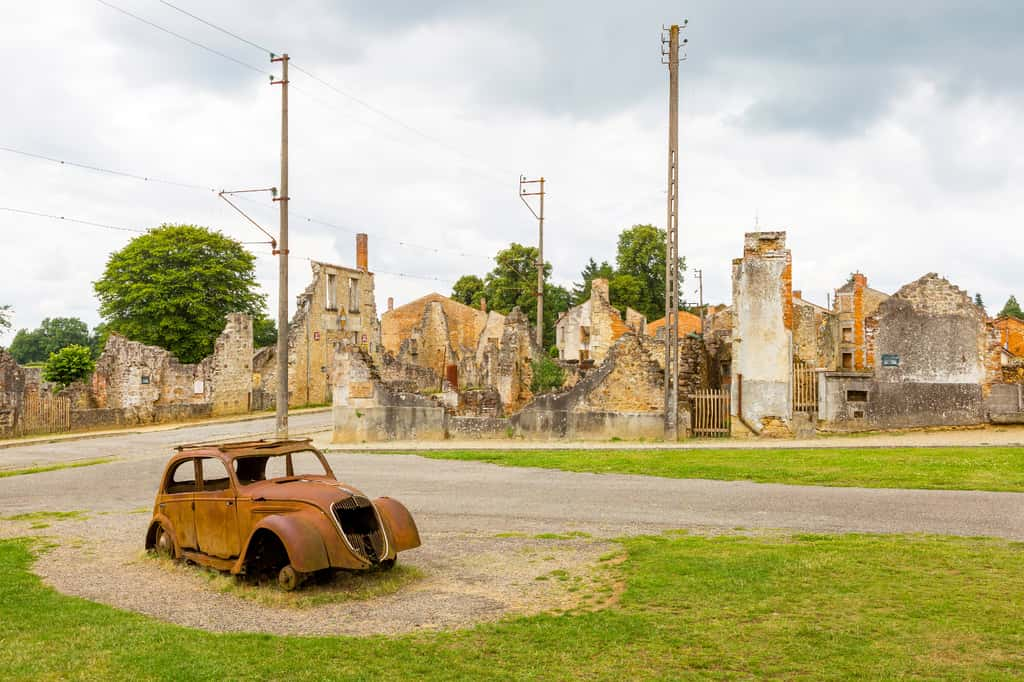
[793,359,818,413]
[18,395,71,436]
[690,389,731,438]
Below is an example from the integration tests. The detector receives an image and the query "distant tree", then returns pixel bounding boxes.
[542,283,571,349]
[974,293,986,312]
[93,224,266,363]
[8,317,91,365]
[483,243,551,319]
[89,322,110,358]
[530,356,566,394]
[42,345,95,390]
[615,224,684,320]
[570,258,614,305]
[0,305,11,333]
[608,273,646,317]
[253,314,277,349]
[1000,295,1024,320]
[451,275,486,308]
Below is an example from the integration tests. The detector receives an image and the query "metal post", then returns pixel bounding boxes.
[662,23,685,441]
[519,175,546,347]
[272,53,290,437]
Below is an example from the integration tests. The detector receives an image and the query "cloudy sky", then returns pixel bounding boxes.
[2,0,1022,345]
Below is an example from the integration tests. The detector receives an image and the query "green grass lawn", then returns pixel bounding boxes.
[389,447,1024,492]
[1,533,1023,680]
[0,457,117,479]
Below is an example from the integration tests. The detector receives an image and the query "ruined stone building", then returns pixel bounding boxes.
[833,273,890,370]
[0,314,253,437]
[253,234,380,408]
[724,230,1023,436]
[994,315,1024,358]
[554,278,635,363]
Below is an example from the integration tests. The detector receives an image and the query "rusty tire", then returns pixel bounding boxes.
[153,524,175,559]
[278,564,301,591]
[378,558,396,571]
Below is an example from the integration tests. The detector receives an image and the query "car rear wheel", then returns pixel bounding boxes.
[153,524,175,559]
[278,565,301,591]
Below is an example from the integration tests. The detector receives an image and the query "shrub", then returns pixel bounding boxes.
[42,345,95,390]
[530,356,566,394]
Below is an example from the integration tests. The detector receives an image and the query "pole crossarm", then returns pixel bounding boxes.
[217,189,278,249]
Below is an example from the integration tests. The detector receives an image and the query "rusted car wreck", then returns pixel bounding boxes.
[145,438,420,590]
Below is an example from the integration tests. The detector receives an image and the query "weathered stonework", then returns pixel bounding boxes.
[555,278,632,364]
[254,235,381,408]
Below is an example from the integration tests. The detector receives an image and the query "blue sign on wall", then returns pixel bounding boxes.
[881,354,900,367]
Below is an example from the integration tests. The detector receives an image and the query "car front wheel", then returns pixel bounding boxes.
[153,524,175,559]
[278,564,302,591]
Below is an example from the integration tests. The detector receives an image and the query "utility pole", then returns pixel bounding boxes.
[519,175,546,347]
[271,53,290,438]
[695,268,704,326]
[661,22,687,441]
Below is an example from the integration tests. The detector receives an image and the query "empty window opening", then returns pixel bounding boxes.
[348,277,360,313]
[853,410,865,419]
[165,459,197,494]
[842,352,854,369]
[326,273,337,309]
[842,326,853,343]
[847,390,868,402]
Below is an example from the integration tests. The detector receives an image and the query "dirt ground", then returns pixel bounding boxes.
[0,512,619,637]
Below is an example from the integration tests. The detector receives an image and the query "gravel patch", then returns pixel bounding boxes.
[0,513,619,637]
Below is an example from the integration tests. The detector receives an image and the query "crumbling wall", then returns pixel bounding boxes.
[554,278,630,364]
[0,351,26,436]
[731,232,792,434]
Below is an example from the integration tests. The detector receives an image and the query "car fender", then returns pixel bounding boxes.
[373,497,421,555]
[145,513,179,555]
[237,513,331,574]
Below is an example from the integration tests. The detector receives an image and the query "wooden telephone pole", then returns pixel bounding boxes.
[519,175,546,347]
[662,22,687,440]
[271,53,290,437]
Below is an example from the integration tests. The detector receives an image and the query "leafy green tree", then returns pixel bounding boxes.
[0,305,11,333]
[93,225,265,363]
[543,283,571,349]
[89,322,110,358]
[1000,295,1024,320]
[253,314,277,349]
[483,243,551,317]
[571,258,614,305]
[42,345,95,389]
[451,275,486,308]
[614,224,684,320]
[8,317,91,364]
[530,356,566,394]
[608,273,646,317]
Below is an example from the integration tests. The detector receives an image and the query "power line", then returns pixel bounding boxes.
[94,0,269,76]
[1,145,495,262]
[0,207,145,234]
[0,145,217,192]
[156,0,273,54]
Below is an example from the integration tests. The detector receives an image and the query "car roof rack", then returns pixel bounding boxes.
[174,437,313,452]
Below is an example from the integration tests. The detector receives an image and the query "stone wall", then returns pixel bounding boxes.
[555,278,631,364]
[731,232,793,434]
[381,293,492,362]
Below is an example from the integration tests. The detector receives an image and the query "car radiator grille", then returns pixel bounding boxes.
[333,496,386,563]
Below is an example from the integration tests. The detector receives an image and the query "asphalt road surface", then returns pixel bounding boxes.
[1,415,1022,540]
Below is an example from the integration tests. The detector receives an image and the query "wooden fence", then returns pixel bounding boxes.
[690,388,731,438]
[17,395,71,436]
[793,360,818,413]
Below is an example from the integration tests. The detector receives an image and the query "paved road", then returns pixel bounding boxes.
[1,416,1022,540]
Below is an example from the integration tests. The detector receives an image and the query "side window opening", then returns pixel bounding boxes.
[199,457,232,492]
[165,459,197,495]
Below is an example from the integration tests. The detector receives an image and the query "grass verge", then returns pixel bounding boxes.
[388,447,1024,491]
[0,457,117,479]
[2,533,1023,679]
[145,553,424,608]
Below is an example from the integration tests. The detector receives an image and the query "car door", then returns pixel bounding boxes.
[193,457,241,559]
[161,458,198,550]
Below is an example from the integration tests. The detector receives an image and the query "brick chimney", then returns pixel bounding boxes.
[356,233,368,271]
[793,290,802,300]
[387,296,393,312]
[591,278,610,302]
[852,272,867,288]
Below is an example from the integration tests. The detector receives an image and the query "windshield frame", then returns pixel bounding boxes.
[230,449,336,487]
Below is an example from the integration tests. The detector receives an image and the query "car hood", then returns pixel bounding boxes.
[243,478,369,508]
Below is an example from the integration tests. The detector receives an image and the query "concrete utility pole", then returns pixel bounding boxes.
[519,175,546,347]
[695,268,704,324]
[662,22,687,440]
[271,53,290,437]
